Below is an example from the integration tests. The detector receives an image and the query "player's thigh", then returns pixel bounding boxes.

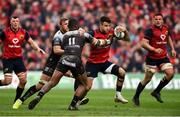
[85,62,100,78]
[161,63,174,80]
[53,62,68,84]
[13,58,27,75]
[102,61,125,76]
[42,56,59,77]
[2,59,14,83]
[144,64,156,82]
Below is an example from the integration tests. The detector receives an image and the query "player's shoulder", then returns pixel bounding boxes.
[145,25,153,31]
[55,30,63,35]
[162,24,169,29]
[53,30,63,39]
[18,28,28,34]
[3,27,10,32]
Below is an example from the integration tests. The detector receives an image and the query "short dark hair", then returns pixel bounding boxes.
[10,15,19,20]
[100,16,111,24]
[68,18,79,31]
[59,18,68,25]
[154,13,164,18]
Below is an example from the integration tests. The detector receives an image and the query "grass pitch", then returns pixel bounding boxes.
[0,89,180,116]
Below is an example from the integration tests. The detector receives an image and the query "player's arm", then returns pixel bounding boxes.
[52,36,64,55]
[141,38,156,52]
[167,35,176,57]
[84,33,111,47]
[141,29,163,54]
[123,30,130,42]
[0,29,6,43]
[25,31,45,54]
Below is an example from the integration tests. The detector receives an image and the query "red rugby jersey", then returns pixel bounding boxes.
[87,29,114,63]
[144,25,170,59]
[0,27,29,59]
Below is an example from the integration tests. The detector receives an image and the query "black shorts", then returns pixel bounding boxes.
[146,57,170,67]
[2,58,26,74]
[42,55,61,77]
[85,61,117,78]
[56,55,85,78]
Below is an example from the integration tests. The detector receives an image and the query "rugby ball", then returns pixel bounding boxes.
[114,26,125,38]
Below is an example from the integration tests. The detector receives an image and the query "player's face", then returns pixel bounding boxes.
[61,20,69,32]
[153,15,164,27]
[100,22,111,33]
[10,18,20,30]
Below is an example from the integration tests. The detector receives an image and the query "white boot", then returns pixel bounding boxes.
[114,92,128,104]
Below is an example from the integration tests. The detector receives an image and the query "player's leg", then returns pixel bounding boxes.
[76,62,100,105]
[22,74,50,101]
[0,73,13,86]
[13,74,51,109]
[0,59,13,86]
[151,62,174,103]
[13,57,56,109]
[102,61,128,104]
[13,58,28,103]
[21,56,59,103]
[74,78,90,105]
[28,70,64,110]
[132,65,155,106]
[15,72,27,102]
[69,70,92,110]
[111,65,128,103]
[28,61,67,110]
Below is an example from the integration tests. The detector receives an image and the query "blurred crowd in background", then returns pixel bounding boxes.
[0,0,179,73]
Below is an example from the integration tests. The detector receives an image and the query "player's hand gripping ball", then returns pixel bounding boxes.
[114,25,126,38]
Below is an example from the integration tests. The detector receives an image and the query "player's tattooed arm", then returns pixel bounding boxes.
[84,33,111,47]
[92,38,111,47]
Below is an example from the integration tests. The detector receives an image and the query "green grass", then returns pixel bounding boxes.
[0,89,180,116]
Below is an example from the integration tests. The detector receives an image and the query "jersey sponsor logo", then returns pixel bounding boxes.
[62,59,76,67]
[12,38,19,44]
[160,34,166,41]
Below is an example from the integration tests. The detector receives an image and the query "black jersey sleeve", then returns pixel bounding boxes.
[0,29,6,41]
[25,31,30,41]
[144,28,153,40]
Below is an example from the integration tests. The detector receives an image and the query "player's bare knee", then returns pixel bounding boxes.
[4,73,13,85]
[18,72,27,83]
[20,77,27,84]
[166,71,174,80]
[112,65,125,78]
[118,67,126,78]
[4,79,12,85]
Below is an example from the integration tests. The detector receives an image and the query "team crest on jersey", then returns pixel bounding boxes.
[20,35,24,39]
[12,38,19,44]
[160,34,166,41]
